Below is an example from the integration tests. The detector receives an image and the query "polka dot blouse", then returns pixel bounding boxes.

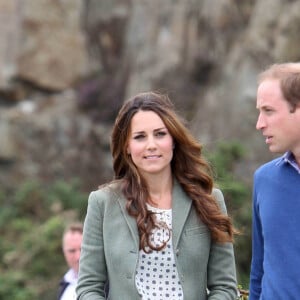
[135,204,184,300]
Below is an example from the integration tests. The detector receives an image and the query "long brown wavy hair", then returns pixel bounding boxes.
[111,91,236,252]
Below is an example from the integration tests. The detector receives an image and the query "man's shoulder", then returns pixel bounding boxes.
[58,274,70,300]
[255,156,283,175]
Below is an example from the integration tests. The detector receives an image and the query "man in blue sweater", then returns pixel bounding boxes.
[250,62,300,299]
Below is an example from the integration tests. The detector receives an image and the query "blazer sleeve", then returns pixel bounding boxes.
[207,188,238,300]
[76,190,107,300]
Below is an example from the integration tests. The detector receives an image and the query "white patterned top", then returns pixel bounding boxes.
[135,204,183,300]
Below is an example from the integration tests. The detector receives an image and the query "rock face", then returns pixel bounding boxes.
[0,0,87,92]
[1,0,300,190]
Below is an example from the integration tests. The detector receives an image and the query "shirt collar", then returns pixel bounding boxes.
[277,151,300,174]
[64,268,78,284]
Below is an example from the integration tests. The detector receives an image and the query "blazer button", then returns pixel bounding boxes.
[175,248,179,256]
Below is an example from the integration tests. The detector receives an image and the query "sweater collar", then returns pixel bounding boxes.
[277,151,300,174]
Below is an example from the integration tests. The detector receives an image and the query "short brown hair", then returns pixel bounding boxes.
[63,222,83,238]
[259,63,300,112]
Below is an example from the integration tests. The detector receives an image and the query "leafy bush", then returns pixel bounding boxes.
[0,179,88,300]
[205,141,252,290]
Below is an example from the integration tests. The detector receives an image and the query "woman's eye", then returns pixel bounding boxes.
[156,131,167,137]
[133,134,145,140]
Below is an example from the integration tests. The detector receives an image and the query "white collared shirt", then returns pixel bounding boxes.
[61,269,78,300]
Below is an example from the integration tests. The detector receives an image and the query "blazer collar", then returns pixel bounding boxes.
[116,179,192,250]
[115,190,140,249]
[171,180,192,248]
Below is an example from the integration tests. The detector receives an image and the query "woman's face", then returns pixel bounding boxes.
[127,110,174,177]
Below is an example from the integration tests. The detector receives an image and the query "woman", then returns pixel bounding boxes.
[77,92,238,299]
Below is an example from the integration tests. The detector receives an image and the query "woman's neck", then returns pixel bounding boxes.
[146,173,173,209]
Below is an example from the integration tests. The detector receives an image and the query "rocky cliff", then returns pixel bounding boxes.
[1,0,300,191]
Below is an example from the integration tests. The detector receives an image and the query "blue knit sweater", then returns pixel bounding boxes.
[249,154,300,300]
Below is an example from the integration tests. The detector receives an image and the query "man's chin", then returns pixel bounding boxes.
[268,145,285,154]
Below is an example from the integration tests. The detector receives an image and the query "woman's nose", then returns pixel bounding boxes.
[146,136,156,149]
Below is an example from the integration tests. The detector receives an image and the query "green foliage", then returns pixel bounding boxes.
[0,271,36,300]
[48,179,88,219]
[14,181,50,220]
[205,141,252,290]
[0,179,88,300]
[237,285,249,299]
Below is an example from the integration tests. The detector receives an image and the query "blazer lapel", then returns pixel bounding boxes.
[172,181,192,249]
[116,194,140,249]
[114,181,192,251]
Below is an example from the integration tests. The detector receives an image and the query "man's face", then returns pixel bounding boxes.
[62,231,82,274]
[256,79,300,157]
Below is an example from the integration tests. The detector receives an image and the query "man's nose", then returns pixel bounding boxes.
[256,113,265,130]
[75,249,81,260]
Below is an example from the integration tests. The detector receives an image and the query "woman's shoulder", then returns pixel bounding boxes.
[88,180,123,204]
[212,187,227,212]
[212,187,224,200]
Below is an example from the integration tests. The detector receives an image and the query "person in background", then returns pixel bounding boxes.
[77,91,238,299]
[58,222,83,300]
[250,62,300,299]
